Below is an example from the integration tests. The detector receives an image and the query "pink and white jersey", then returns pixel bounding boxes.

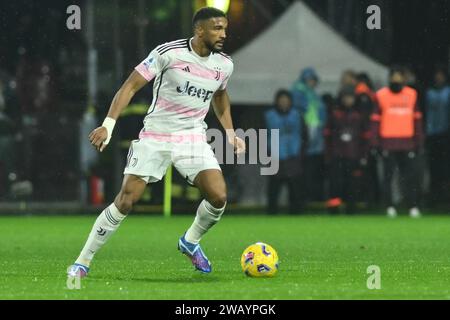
[134,38,233,140]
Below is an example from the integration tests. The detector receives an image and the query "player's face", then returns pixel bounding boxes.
[202,17,228,52]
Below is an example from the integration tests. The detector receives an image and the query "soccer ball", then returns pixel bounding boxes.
[241,242,279,277]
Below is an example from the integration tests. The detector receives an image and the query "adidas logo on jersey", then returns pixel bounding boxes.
[176,81,214,102]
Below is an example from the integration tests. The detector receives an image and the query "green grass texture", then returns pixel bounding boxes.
[0,214,449,299]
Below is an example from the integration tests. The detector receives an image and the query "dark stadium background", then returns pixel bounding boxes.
[0,0,449,210]
[2,1,449,78]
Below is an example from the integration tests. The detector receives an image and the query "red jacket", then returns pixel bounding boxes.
[324,107,370,160]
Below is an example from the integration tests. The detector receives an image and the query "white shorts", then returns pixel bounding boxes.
[123,136,221,185]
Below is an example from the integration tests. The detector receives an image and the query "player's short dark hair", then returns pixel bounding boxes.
[192,7,227,27]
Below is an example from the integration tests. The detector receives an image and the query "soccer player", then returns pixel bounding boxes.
[68,7,245,277]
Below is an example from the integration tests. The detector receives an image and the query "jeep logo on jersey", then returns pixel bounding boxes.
[176,81,214,102]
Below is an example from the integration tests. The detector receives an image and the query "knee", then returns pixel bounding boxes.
[207,192,227,209]
[114,191,136,214]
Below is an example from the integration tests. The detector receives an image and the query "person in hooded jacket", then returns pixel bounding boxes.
[291,67,327,202]
[265,90,304,214]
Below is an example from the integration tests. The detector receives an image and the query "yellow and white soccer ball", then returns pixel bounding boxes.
[241,242,279,277]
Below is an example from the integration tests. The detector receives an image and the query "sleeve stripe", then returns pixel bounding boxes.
[218,52,233,61]
[135,63,155,82]
[156,40,187,53]
[156,39,186,53]
[159,45,187,55]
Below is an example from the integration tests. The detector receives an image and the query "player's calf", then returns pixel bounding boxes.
[114,175,147,214]
[68,175,146,275]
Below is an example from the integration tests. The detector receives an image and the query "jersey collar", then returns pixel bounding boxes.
[188,38,211,61]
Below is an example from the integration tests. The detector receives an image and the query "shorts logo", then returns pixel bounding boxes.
[176,81,213,102]
[131,157,138,167]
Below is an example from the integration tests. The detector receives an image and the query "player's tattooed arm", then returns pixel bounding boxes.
[89,70,148,152]
[212,89,246,155]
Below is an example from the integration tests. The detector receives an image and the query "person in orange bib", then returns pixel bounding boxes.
[370,66,424,218]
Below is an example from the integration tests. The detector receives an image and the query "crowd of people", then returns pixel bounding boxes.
[265,66,450,216]
[1,59,449,214]
[0,58,80,201]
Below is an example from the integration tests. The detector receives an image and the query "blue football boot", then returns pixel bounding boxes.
[178,234,212,273]
[67,263,89,278]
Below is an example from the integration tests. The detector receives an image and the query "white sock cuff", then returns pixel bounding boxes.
[203,200,226,216]
[105,203,126,224]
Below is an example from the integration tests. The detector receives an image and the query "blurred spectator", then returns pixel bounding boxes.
[16,55,57,115]
[355,72,377,117]
[15,54,66,199]
[340,70,357,91]
[355,72,380,206]
[402,65,427,207]
[370,67,424,218]
[404,66,424,101]
[424,67,450,205]
[324,86,370,213]
[0,78,17,197]
[291,67,327,201]
[265,90,303,214]
[321,93,335,118]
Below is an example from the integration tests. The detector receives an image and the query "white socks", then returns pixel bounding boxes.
[185,200,226,244]
[75,200,223,266]
[75,203,126,267]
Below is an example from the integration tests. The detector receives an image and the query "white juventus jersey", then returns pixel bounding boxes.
[135,38,234,138]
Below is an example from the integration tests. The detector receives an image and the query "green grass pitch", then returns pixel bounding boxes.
[0,214,449,299]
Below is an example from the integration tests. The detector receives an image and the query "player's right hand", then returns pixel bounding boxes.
[89,126,109,152]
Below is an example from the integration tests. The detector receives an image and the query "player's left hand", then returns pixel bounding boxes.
[89,126,109,152]
[230,136,246,155]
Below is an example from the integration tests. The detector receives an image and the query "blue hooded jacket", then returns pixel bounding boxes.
[291,67,326,155]
[264,108,302,161]
[425,85,450,136]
